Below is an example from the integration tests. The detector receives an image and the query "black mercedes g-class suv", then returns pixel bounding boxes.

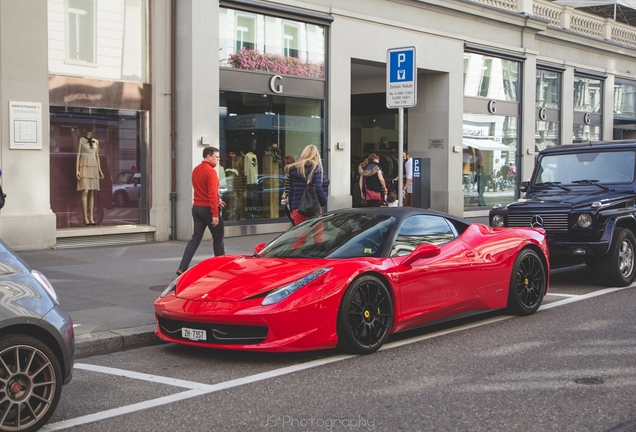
[489,140,636,286]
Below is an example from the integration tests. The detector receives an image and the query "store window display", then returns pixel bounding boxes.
[219,91,324,222]
[50,107,147,228]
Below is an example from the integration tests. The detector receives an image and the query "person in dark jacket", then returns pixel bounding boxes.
[286,144,328,226]
[358,153,386,207]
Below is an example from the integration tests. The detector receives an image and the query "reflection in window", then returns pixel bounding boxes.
[220,8,325,78]
[219,91,324,222]
[236,14,256,51]
[463,53,520,101]
[67,0,95,63]
[463,114,518,209]
[49,0,147,81]
[390,216,457,257]
[574,76,602,113]
[614,81,636,118]
[49,106,146,228]
[535,121,559,151]
[573,124,601,142]
[283,22,300,58]
[479,58,492,97]
[536,70,560,108]
[534,151,635,186]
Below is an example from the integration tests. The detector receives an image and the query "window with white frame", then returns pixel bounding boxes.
[67,0,95,63]
[236,13,256,51]
[283,22,300,58]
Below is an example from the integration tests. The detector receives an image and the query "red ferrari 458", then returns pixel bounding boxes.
[155,208,549,354]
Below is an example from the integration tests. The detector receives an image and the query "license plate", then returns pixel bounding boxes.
[182,327,206,341]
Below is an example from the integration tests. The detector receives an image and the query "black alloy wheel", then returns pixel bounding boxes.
[337,275,393,354]
[0,335,63,432]
[507,248,546,316]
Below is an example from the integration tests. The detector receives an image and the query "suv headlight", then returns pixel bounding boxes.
[492,214,505,227]
[577,214,593,228]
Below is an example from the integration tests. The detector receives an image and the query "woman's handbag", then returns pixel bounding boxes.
[297,177,321,217]
[363,178,381,201]
[365,189,381,201]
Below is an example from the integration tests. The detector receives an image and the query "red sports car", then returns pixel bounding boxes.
[155,208,549,354]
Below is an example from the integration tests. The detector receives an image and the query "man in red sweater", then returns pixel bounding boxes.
[177,146,225,275]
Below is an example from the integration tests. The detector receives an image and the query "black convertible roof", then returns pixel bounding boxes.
[330,207,474,227]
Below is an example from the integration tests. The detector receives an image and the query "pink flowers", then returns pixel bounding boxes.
[228,49,324,78]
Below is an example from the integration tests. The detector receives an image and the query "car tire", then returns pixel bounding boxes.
[114,190,128,207]
[336,275,393,354]
[0,334,63,432]
[507,248,546,316]
[599,227,636,287]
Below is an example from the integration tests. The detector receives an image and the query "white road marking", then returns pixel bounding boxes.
[545,293,578,297]
[43,285,634,430]
[538,287,629,310]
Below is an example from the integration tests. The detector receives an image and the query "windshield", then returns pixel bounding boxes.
[534,151,636,186]
[257,213,395,259]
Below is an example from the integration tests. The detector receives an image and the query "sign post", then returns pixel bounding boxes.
[386,47,416,206]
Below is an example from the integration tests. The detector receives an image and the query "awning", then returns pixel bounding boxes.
[462,139,510,151]
[552,0,636,25]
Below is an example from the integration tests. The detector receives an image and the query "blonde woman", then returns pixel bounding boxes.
[286,145,328,226]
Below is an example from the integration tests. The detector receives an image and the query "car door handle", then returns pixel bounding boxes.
[465,250,476,258]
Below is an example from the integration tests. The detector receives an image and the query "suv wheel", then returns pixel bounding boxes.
[599,227,636,287]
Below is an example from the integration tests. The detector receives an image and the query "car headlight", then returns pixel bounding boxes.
[262,268,332,306]
[160,278,178,298]
[577,213,593,228]
[492,214,505,227]
[31,270,59,305]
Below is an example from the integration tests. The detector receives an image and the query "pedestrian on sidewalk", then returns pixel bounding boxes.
[177,146,226,276]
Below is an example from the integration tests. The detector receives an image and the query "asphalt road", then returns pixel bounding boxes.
[42,265,636,432]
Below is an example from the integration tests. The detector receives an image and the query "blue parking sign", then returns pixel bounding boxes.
[388,50,414,83]
[386,47,416,108]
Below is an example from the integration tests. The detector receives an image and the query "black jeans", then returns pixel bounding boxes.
[179,206,225,270]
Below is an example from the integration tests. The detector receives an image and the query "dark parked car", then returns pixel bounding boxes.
[0,239,74,431]
[490,140,636,286]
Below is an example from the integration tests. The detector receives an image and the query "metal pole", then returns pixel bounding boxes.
[398,107,404,206]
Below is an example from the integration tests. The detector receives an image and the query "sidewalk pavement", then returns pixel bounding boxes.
[18,233,280,359]
[18,214,490,360]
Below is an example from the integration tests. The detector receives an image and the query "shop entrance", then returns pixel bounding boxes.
[350,93,406,206]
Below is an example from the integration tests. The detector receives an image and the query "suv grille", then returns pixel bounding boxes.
[507,213,569,231]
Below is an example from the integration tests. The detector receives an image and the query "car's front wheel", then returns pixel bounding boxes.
[599,227,636,287]
[114,190,128,207]
[0,334,63,432]
[337,275,393,354]
[507,248,546,316]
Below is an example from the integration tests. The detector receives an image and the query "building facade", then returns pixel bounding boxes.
[1,0,636,250]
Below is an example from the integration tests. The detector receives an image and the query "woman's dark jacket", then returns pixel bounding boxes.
[358,162,382,192]
[288,163,328,211]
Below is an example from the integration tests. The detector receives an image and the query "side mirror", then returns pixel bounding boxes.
[520,181,529,193]
[253,243,267,255]
[402,243,441,266]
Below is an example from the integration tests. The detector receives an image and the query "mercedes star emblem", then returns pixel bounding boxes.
[530,215,544,228]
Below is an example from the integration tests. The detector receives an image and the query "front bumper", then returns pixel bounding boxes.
[154,293,340,352]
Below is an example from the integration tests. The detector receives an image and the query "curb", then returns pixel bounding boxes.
[75,324,164,359]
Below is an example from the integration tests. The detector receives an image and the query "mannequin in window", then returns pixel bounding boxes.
[76,131,104,225]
